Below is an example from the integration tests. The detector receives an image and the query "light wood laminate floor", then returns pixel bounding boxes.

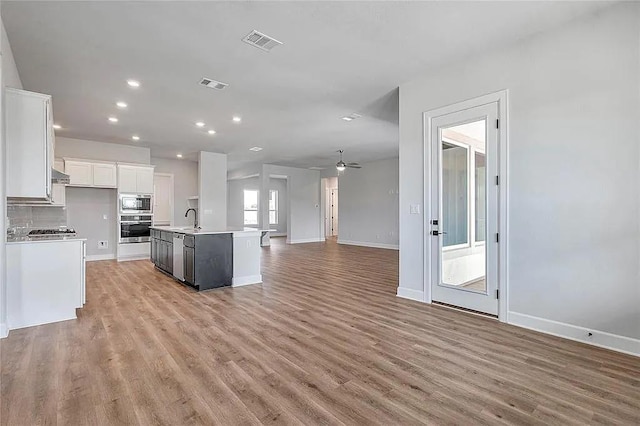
[2,238,639,425]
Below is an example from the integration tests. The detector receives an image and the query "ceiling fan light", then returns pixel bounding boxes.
[336,161,346,171]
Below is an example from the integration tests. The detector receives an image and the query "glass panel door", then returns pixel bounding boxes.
[430,102,499,315]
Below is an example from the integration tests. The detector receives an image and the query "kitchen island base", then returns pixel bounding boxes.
[151,227,262,291]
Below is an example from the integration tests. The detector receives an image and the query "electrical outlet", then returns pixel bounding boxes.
[98,240,108,249]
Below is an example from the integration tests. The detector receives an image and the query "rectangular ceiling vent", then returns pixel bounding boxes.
[199,78,228,90]
[242,30,283,52]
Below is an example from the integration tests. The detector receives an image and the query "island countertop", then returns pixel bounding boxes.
[150,226,264,236]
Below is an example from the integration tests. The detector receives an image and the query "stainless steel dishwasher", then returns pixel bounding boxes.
[172,233,185,281]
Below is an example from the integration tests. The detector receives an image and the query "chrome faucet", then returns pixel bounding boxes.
[185,208,199,229]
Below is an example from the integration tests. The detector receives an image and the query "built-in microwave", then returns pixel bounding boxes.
[119,194,152,214]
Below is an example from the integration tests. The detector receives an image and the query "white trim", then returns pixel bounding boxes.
[508,312,640,357]
[287,238,324,244]
[0,323,8,339]
[422,90,509,321]
[86,253,116,262]
[396,287,424,302]
[117,255,149,262]
[232,274,263,287]
[270,232,287,237]
[338,240,399,250]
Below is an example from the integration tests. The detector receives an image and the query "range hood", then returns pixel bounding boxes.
[52,168,70,184]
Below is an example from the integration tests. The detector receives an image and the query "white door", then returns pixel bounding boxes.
[330,189,338,236]
[153,173,173,226]
[430,102,499,315]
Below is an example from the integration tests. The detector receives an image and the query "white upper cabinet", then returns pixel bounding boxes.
[6,88,54,200]
[136,168,154,194]
[64,159,117,188]
[118,164,155,194]
[65,160,93,186]
[92,163,117,187]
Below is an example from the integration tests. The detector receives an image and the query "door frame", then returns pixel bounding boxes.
[423,90,509,322]
[153,172,174,226]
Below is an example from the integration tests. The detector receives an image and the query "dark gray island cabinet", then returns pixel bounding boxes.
[150,227,262,291]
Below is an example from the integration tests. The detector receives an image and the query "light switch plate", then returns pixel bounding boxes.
[410,204,421,214]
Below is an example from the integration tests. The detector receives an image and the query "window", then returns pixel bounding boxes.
[243,190,258,225]
[475,152,486,242]
[269,190,278,225]
[442,142,469,247]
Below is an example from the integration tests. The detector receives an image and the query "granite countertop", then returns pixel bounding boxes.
[150,226,265,235]
[6,236,88,245]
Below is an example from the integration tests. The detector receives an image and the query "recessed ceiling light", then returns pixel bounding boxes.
[195,121,205,127]
[176,154,183,158]
[127,80,140,88]
[249,146,262,152]
[342,113,362,121]
[116,101,128,108]
[131,135,140,141]
[208,129,216,135]
[108,117,118,123]
[232,116,241,123]
[53,124,62,130]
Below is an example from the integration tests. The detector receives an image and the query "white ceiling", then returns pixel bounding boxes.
[2,1,611,171]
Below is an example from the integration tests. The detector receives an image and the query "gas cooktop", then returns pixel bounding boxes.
[27,228,77,239]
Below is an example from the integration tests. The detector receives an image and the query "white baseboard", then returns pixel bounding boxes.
[0,323,8,339]
[396,287,424,302]
[508,311,640,357]
[117,255,150,262]
[232,274,262,287]
[287,238,324,244]
[86,253,116,262]
[338,239,399,250]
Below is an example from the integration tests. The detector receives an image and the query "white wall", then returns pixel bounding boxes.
[198,151,227,229]
[66,187,117,259]
[1,15,22,337]
[262,164,321,244]
[338,158,399,249]
[398,3,640,348]
[151,157,197,227]
[56,137,150,164]
[1,19,21,89]
[227,176,288,235]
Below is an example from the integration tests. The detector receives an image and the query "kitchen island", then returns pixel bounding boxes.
[150,226,262,291]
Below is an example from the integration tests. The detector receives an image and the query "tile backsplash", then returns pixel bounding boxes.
[7,205,67,237]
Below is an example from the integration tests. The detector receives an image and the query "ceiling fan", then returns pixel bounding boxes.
[336,150,362,171]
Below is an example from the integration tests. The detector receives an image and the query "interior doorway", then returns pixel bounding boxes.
[330,189,338,236]
[425,96,506,317]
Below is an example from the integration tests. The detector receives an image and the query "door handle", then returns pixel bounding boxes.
[431,230,447,236]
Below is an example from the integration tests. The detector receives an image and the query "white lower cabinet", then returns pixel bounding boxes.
[6,239,86,330]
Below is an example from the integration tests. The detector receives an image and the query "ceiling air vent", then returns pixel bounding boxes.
[199,78,228,90]
[242,30,283,52]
